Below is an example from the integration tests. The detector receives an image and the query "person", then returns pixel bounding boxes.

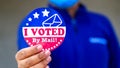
[15,0,120,68]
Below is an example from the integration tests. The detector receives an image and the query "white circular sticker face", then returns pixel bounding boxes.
[20,8,66,51]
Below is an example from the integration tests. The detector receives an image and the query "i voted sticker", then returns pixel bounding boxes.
[20,8,66,51]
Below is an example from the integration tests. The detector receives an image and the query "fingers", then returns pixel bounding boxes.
[15,45,52,68]
[30,56,51,68]
[18,50,51,68]
[45,66,50,68]
[16,45,42,60]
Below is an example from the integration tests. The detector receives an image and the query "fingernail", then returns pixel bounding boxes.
[45,50,51,55]
[37,45,42,51]
[46,56,51,62]
[46,66,49,68]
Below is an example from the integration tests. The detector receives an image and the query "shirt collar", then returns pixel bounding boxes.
[48,3,90,25]
[48,3,88,15]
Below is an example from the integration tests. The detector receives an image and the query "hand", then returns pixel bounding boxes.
[15,45,51,68]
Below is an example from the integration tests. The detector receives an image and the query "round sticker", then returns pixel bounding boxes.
[20,8,66,51]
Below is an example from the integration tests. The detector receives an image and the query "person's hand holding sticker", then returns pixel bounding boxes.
[15,45,51,68]
[16,7,66,68]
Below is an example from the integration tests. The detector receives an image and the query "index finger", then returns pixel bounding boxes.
[15,45,42,60]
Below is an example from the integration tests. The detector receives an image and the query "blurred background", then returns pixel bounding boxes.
[0,0,119,68]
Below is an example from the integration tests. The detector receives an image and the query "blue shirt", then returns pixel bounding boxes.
[17,4,120,68]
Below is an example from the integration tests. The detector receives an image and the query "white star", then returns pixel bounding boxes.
[42,9,50,17]
[26,23,29,26]
[28,17,32,21]
[33,12,39,19]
